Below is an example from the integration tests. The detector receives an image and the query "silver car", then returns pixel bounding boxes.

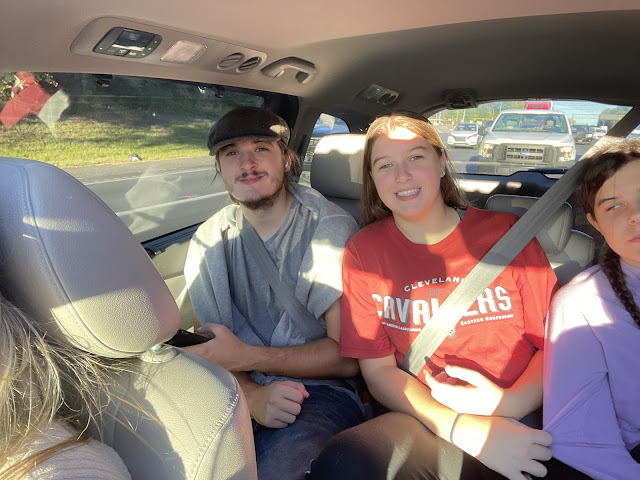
[447,122,481,148]
[478,109,576,174]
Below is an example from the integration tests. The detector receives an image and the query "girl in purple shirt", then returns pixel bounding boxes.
[543,138,640,479]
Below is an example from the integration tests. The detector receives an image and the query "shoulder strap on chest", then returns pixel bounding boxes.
[235,208,325,341]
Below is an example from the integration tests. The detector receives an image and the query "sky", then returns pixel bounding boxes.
[432,100,631,127]
[553,100,630,126]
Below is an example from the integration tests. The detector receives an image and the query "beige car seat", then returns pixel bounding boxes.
[485,194,595,285]
[310,134,365,224]
[0,158,257,480]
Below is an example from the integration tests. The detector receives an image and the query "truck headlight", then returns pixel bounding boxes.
[481,142,495,157]
[468,135,478,143]
[447,136,454,145]
[559,146,574,161]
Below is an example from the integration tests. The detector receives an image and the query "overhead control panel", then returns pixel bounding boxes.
[93,27,162,59]
[72,18,268,74]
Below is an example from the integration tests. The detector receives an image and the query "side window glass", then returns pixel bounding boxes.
[300,113,349,186]
[0,72,263,242]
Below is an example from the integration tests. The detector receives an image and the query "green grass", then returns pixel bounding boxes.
[0,118,211,167]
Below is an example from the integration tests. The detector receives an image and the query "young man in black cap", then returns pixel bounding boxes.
[184,106,365,479]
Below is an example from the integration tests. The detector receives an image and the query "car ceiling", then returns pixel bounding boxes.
[1,0,639,119]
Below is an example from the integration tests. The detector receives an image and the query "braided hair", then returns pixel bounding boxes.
[579,138,640,326]
[599,244,640,326]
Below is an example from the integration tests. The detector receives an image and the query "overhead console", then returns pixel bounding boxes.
[93,27,162,59]
[71,17,267,75]
[71,17,318,86]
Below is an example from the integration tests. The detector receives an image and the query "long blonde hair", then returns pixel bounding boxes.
[0,293,133,479]
[362,111,467,225]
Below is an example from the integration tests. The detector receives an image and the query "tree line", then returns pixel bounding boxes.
[0,72,260,122]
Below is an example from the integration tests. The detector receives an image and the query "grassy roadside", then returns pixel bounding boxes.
[0,117,210,167]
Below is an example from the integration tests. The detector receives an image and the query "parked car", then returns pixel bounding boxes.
[594,125,609,138]
[478,109,576,174]
[571,124,594,143]
[1,1,639,478]
[447,122,482,148]
[525,100,554,110]
[481,119,494,135]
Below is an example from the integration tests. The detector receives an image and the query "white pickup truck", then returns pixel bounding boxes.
[478,109,576,175]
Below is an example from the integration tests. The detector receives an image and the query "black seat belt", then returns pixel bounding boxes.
[402,106,640,376]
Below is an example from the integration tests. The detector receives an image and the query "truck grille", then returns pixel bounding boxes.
[494,144,557,163]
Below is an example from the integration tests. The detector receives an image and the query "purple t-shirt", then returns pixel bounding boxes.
[544,261,640,479]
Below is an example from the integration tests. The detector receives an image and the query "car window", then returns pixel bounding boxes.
[0,72,263,242]
[300,113,349,186]
[430,100,631,176]
[453,123,477,132]
[492,113,569,133]
[627,125,640,139]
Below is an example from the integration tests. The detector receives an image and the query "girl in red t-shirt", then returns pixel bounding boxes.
[309,111,556,480]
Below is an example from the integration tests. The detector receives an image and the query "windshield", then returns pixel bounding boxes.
[428,100,631,176]
[454,123,477,132]
[493,113,569,134]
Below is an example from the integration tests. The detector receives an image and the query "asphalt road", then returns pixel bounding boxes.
[65,133,593,242]
[65,156,231,242]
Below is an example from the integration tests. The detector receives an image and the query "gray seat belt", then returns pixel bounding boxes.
[402,106,640,376]
[235,208,326,341]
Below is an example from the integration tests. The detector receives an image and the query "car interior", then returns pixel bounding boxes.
[0,158,256,479]
[1,1,640,478]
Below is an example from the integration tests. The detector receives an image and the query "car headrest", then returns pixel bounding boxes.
[0,158,180,358]
[485,194,573,256]
[310,134,365,199]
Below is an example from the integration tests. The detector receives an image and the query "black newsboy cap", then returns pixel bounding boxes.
[207,106,290,156]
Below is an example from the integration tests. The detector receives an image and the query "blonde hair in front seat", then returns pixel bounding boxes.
[0,292,144,479]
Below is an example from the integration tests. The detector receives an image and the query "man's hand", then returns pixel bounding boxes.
[425,364,505,416]
[184,324,252,372]
[452,414,552,480]
[246,381,310,429]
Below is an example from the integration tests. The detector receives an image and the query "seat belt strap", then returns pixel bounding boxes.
[236,209,325,341]
[402,105,640,376]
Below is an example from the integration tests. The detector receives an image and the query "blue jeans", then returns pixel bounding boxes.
[253,385,365,480]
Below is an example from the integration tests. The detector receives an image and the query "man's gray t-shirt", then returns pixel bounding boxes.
[228,197,316,345]
[184,184,359,388]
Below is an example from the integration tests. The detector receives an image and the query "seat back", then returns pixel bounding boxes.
[485,194,594,285]
[0,158,256,480]
[310,134,365,224]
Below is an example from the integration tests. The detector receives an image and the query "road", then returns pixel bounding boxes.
[65,132,593,242]
[66,156,231,242]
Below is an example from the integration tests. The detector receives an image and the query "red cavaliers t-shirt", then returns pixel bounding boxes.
[340,207,557,388]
